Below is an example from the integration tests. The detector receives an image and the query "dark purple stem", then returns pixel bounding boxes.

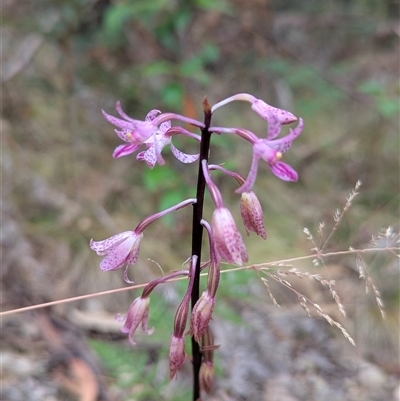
[190,98,212,400]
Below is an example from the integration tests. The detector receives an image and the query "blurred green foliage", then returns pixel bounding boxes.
[358,79,400,118]
[100,0,222,108]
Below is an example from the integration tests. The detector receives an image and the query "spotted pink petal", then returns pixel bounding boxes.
[102,110,134,131]
[90,231,143,272]
[251,99,297,125]
[102,110,155,143]
[137,136,169,168]
[170,142,199,164]
[113,143,141,158]
[270,161,298,181]
[90,231,133,255]
[159,120,171,132]
[265,112,281,140]
[99,234,141,271]
[145,109,161,122]
[269,118,304,153]
[114,129,134,142]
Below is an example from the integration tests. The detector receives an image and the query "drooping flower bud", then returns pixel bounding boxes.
[240,191,266,239]
[169,255,198,379]
[199,360,214,394]
[211,207,248,265]
[169,334,186,379]
[190,290,215,343]
[118,296,153,345]
[199,326,217,394]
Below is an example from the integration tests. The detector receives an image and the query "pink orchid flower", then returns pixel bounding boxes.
[209,115,304,193]
[102,102,202,166]
[90,230,143,273]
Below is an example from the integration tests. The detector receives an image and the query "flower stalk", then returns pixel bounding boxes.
[91,93,303,401]
[189,97,213,399]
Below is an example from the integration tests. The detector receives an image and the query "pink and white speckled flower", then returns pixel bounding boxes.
[103,102,202,166]
[90,198,196,281]
[236,115,303,192]
[90,231,143,272]
[240,191,266,239]
[136,123,200,168]
[211,207,248,265]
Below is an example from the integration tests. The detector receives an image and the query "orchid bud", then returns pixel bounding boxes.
[118,296,153,345]
[240,191,266,239]
[190,290,215,343]
[199,360,214,394]
[212,207,248,265]
[169,334,186,379]
[199,326,217,394]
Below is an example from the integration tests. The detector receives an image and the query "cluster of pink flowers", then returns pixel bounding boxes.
[90,93,303,391]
